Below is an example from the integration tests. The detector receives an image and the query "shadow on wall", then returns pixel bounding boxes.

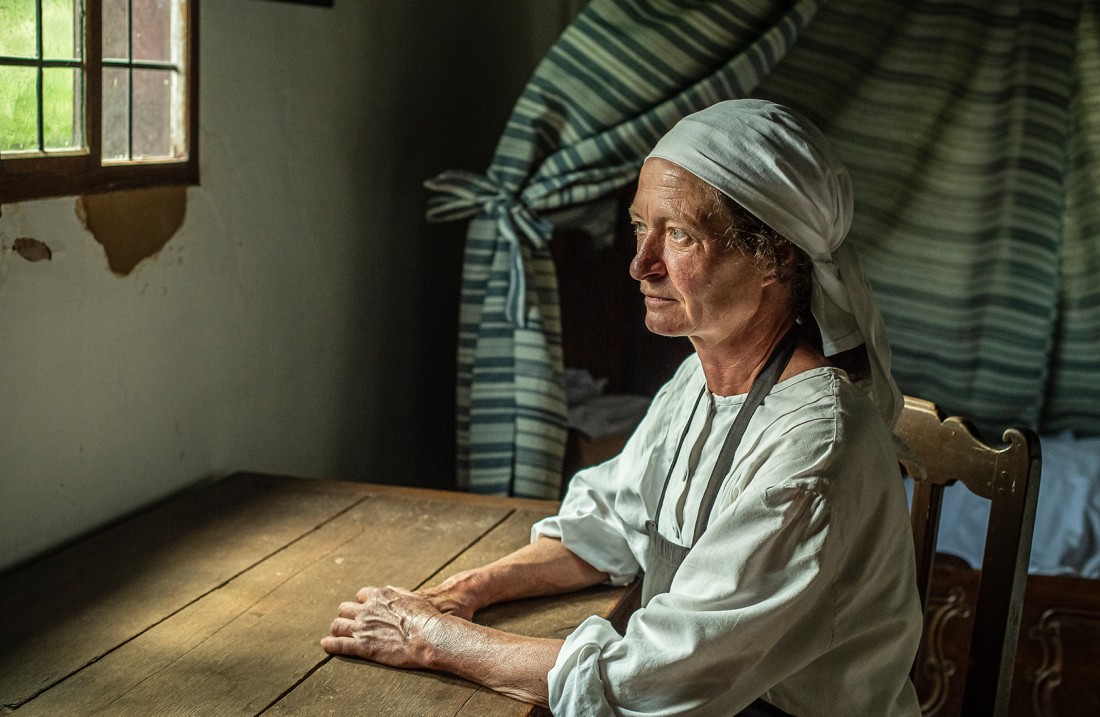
[334,2,576,490]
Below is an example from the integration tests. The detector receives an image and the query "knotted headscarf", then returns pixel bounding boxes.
[647,99,902,427]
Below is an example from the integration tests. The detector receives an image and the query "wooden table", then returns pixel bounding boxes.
[0,473,639,717]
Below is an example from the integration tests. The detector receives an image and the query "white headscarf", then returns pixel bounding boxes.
[647,99,902,427]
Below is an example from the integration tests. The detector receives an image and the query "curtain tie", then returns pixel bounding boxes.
[425,170,553,327]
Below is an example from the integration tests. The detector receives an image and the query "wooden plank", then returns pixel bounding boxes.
[240,472,562,513]
[8,500,376,717]
[270,508,640,717]
[12,490,511,717]
[268,660,505,717]
[0,475,363,710]
[451,510,641,717]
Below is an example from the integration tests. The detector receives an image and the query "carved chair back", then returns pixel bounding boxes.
[897,396,1042,717]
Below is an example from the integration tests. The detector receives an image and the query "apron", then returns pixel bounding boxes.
[641,325,800,717]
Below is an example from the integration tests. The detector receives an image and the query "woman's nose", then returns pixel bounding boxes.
[630,234,665,282]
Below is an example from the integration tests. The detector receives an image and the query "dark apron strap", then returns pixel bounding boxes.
[642,324,801,607]
[691,324,800,545]
[640,523,690,607]
[641,385,707,608]
[651,385,707,527]
[641,325,803,714]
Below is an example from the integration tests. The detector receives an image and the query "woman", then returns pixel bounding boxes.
[323,100,922,717]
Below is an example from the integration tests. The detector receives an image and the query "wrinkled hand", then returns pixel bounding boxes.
[415,573,480,621]
[321,586,443,669]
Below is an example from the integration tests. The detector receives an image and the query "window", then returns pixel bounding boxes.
[0,0,198,203]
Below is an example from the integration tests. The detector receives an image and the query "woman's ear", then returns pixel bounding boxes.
[773,243,798,283]
[761,243,796,288]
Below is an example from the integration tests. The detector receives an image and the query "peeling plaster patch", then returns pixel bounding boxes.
[12,237,53,262]
[76,186,187,275]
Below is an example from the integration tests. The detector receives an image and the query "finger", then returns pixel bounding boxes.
[357,585,407,604]
[320,636,359,655]
[337,601,360,618]
[329,617,355,637]
[385,585,415,597]
[355,586,382,602]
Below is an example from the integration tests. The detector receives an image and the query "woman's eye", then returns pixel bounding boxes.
[632,222,647,237]
[669,228,689,242]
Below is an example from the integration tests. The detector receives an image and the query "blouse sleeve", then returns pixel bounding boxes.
[548,471,840,717]
[531,356,703,586]
[530,451,645,586]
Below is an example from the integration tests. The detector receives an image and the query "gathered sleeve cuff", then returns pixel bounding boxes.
[532,475,642,585]
[547,615,623,717]
[532,355,706,587]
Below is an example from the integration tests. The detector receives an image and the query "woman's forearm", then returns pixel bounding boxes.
[422,536,609,615]
[424,614,564,706]
[325,539,607,706]
[323,585,564,706]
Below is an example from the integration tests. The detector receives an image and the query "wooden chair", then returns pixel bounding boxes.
[896,396,1042,717]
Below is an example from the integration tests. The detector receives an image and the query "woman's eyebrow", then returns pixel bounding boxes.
[628,201,703,230]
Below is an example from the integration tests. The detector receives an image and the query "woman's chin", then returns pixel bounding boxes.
[644,315,685,337]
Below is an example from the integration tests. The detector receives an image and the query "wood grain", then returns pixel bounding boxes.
[270,507,639,717]
[0,476,362,709]
[12,491,510,717]
[3,475,639,717]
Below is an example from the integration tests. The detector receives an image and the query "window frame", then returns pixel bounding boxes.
[0,0,200,204]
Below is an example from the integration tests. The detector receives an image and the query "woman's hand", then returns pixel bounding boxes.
[321,586,443,669]
[320,549,577,707]
[419,538,610,622]
[415,571,482,621]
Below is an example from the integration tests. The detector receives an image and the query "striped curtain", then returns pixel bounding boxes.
[428,0,1099,498]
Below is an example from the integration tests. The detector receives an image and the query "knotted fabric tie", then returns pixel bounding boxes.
[425,170,553,327]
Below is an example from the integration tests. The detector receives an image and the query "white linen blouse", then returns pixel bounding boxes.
[533,355,923,717]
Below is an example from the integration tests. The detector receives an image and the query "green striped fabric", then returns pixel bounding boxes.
[756,0,1082,436]
[1048,1,1100,432]
[428,0,1098,497]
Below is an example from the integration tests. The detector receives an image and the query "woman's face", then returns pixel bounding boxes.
[628,158,774,349]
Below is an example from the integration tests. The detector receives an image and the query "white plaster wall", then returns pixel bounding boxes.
[0,1,573,573]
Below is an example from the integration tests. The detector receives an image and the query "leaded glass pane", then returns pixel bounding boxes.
[42,66,81,150]
[103,0,129,61]
[0,65,37,151]
[102,66,129,159]
[133,0,171,63]
[132,67,171,157]
[42,0,80,60]
[0,0,37,58]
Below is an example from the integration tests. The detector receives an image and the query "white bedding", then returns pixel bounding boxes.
[907,431,1100,578]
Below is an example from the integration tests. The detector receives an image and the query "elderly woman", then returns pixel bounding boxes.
[323,100,922,717]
